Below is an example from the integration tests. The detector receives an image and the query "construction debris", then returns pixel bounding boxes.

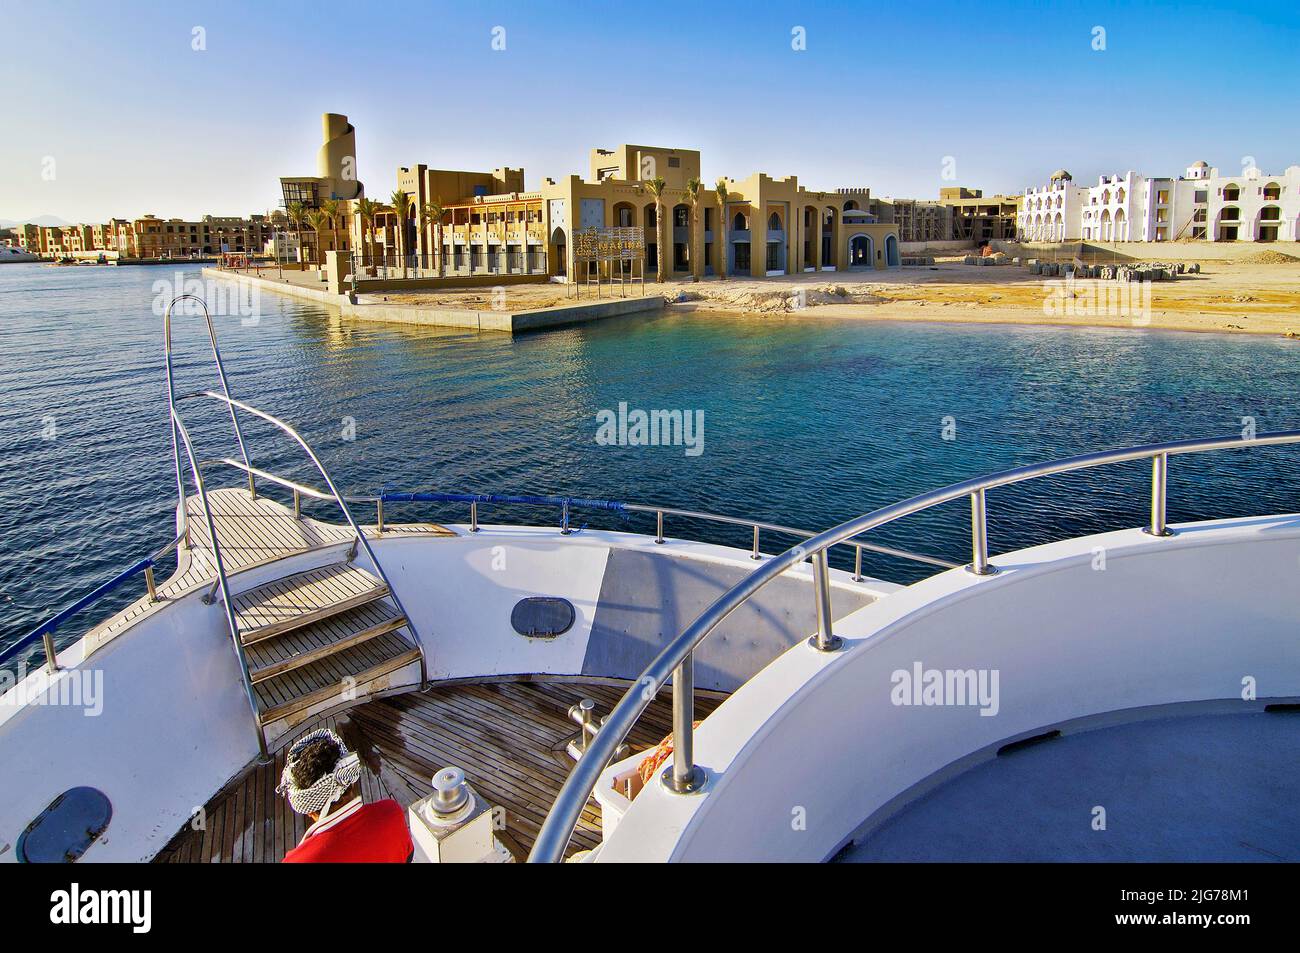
[1026,258,1194,281]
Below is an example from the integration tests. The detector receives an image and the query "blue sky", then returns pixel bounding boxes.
[4,0,1296,222]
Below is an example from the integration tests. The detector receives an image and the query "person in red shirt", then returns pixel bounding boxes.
[277,728,413,863]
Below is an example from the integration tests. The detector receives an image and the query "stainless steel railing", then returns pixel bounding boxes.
[161,296,428,760]
[170,407,269,761]
[164,295,255,544]
[164,295,270,760]
[0,533,184,675]
[527,428,1300,862]
[196,460,959,575]
[178,390,428,687]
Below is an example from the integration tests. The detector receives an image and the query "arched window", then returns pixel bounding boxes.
[1223,184,1240,201]
[843,200,859,211]
[1116,187,1126,203]
[1263,183,1281,200]
[1221,206,1240,221]
[733,212,748,231]
[768,212,781,230]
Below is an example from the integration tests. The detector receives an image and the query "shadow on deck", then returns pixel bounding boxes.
[155,677,721,862]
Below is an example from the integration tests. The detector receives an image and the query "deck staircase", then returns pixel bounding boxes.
[231,561,423,728]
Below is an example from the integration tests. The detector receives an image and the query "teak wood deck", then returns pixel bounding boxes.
[155,678,723,863]
[86,487,453,653]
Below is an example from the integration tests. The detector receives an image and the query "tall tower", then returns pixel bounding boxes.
[317,113,363,200]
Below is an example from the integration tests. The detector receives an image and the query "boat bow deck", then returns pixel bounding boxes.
[155,678,722,862]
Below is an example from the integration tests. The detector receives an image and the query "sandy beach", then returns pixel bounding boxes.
[373,252,1300,337]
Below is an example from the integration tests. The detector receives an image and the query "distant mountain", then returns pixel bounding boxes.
[0,215,73,228]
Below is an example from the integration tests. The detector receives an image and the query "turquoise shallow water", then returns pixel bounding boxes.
[2,262,1299,665]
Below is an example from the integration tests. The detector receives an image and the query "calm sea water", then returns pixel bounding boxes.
[3,262,1299,665]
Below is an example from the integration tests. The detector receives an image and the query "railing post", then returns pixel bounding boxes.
[42,633,58,674]
[661,652,706,794]
[966,488,997,576]
[144,565,157,602]
[376,498,385,534]
[853,545,864,582]
[470,500,479,533]
[751,524,761,560]
[560,500,572,536]
[1144,452,1173,537]
[292,487,301,519]
[809,550,843,652]
[655,510,664,544]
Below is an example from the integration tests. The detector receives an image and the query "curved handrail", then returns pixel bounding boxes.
[198,461,959,572]
[4,465,949,696]
[170,407,269,762]
[183,390,428,686]
[164,295,255,543]
[527,428,1300,862]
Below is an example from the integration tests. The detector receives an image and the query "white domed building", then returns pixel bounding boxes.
[1019,159,1300,244]
[1017,169,1086,242]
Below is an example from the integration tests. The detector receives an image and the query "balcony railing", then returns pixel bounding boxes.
[350,250,549,281]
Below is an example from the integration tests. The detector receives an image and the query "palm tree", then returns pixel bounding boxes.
[306,209,330,269]
[683,177,703,282]
[286,201,306,268]
[713,180,730,280]
[714,180,730,280]
[355,197,378,267]
[389,188,411,278]
[644,175,668,283]
[321,199,343,261]
[420,199,445,276]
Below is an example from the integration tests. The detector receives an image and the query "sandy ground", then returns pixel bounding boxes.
[267,252,1300,337]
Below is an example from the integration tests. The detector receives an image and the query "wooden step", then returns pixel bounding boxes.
[253,631,422,726]
[245,600,409,684]
[233,563,389,645]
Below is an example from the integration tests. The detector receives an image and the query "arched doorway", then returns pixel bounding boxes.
[849,233,874,268]
[672,203,691,272]
[549,226,566,277]
[1256,205,1281,242]
[1216,207,1240,241]
[612,202,635,228]
[803,205,819,270]
[821,207,838,269]
[885,234,900,267]
[643,204,659,272]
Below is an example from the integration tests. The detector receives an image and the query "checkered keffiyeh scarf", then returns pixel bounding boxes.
[276,729,362,815]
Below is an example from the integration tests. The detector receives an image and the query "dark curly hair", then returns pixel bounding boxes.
[290,738,341,790]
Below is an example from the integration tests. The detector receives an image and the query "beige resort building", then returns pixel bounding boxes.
[341,135,902,283]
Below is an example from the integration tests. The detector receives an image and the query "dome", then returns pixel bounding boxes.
[1190,160,1209,169]
[1050,169,1072,181]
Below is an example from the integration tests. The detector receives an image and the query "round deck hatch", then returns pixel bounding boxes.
[511,597,576,638]
[17,786,112,863]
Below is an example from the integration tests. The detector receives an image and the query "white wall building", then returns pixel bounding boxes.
[1018,170,1085,242]
[1020,161,1300,244]
[1202,163,1300,242]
